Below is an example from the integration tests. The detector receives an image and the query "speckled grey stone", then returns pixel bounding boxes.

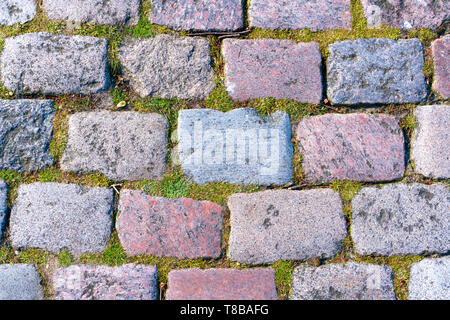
[361,0,449,31]
[228,189,346,264]
[43,0,140,26]
[0,100,55,172]
[10,183,114,255]
[0,181,7,240]
[60,111,168,181]
[0,0,36,25]
[0,32,110,95]
[409,257,450,300]
[53,264,158,300]
[411,105,450,179]
[0,264,43,300]
[177,108,293,185]
[291,263,396,300]
[119,35,214,99]
[327,38,427,105]
[352,184,450,256]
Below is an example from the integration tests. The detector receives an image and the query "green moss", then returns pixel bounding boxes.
[57,250,74,267]
[205,81,237,112]
[273,260,296,299]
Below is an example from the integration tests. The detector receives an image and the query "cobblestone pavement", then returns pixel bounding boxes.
[0,0,448,300]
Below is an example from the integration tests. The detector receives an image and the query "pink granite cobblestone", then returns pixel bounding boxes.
[223,39,322,103]
[432,35,450,99]
[117,190,222,259]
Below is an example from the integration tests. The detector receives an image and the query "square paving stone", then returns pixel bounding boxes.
[351,183,450,256]
[222,39,322,103]
[177,108,293,185]
[361,0,449,30]
[249,0,352,31]
[150,0,244,31]
[408,257,450,300]
[0,0,36,25]
[291,263,396,300]
[10,182,114,255]
[0,180,7,240]
[228,189,346,264]
[0,99,55,172]
[432,36,449,99]
[53,264,158,300]
[166,268,277,300]
[117,190,222,259]
[411,105,449,179]
[296,113,405,183]
[119,35,214,99]
[43,0,140,26]
[327,38,427,105]
[0,32,110,95]
[0,264,43,300]
[60,111,168,181]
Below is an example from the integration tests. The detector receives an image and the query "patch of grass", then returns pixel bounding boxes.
[205,81,237,112]
[141,169,192,199]
[57,250,74,267]
[273,260,296,299]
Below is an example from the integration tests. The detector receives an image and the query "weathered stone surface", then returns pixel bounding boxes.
[166,268,277,300]
[60,111,168,181]
[117,190,222,259]
[296,113,405,183]
[412,105,450,179]
[43,0,140,26]
[223,39,322,103]
[0,181,7,240]
[10,183,113,255]
[0,32,110,95]
[53,264,158,300]
[177,108,293,185]
[0,264,43,300]
[327,38,427,105]
[228,189,346,264]
[352,183,450,256]
[0,99,55,172]
[119,35,214,99]
[150,0,243,31]
[432,36,450,99]
[291,263,396,300]
[249,0,352,31]
[0,0,36,25]
[409,257,450,300]
[362,0,449,30]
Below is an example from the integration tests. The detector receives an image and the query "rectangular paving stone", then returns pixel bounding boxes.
[291,263,395,300]
[362,0,449,30]
[228,189,346,264]
[0,99,55,172]
[0,264,43,300]
[249,0,352,31]
[0,32,110,95]
[409,257,450,300]
[119,35,214,99]
[0,0,36,25]
[327,38,427,105]
[60,111,168,181]
[222,39,322,103]
[166,268,277,300]
[0,181,7,240]
[412,105,449,179]
[351,183,450,256]
[432,36,449,99]
[10,182,114,255]
[296,113,405,183]
[150,0,244,31]
[117,190,222,259]
[177,108,293,185]
[43,0,140,26]
[53,264,158,300]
